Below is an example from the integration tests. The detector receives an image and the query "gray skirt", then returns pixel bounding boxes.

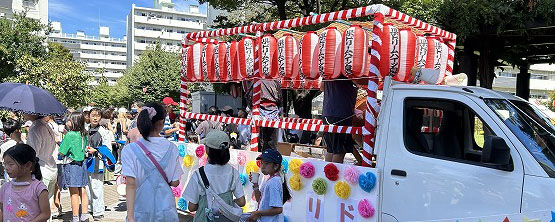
[63,162,89,188]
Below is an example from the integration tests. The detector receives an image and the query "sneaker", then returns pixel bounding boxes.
[52,207,63,219]
[93,215,104,221]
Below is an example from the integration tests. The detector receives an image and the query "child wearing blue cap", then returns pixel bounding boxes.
[248,149,291,222]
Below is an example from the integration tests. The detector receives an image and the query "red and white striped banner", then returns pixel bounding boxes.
[182,112,361,134]
[281,117,323,125]
[184,4,455,42]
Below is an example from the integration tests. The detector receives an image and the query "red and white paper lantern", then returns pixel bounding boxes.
[188,42,204,82]
[318,27,342,79]
[438,40,449,84]
[202,43,216,82]
[342,25,369,78]
[214,42,230,82]
[181,46,189,81]
[378,23,400,79]
[415,35,428,68]
[258,35,279,79]
[300,31,320,80]
[229,41,241,81]
[277,33,299,80]
[395,28,417,82]
[238,37,255,79]
[425,36,441,70]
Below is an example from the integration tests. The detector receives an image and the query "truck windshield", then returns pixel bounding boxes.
[485,99,555,178]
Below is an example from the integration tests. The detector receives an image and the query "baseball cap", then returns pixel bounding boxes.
[163,97,178,106]
[22,121,33,128]
[256,149,282,164]
[83,106,93,112]
[200,130,231,150]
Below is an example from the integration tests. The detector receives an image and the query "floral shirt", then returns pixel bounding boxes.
[0,178,47,221]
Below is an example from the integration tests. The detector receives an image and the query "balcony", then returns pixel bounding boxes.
[134,29,184,41]
[493,76,555,91]
[134,15,204,30]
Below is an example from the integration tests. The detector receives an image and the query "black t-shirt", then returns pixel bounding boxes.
[322,78,357,118]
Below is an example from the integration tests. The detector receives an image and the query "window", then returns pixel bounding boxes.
[531,74,548,80]
[485,99,555,177]
[403,98,511,169]
[499,72,517,78]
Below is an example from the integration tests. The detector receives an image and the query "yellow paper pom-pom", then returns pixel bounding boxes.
[183,155,194,168]
[289,174,303,191]
[289,159,303,174]
[334,181,351,199]
[246,161,259,175]
[241,201,250,213]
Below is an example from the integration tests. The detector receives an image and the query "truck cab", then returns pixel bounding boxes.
[375,82,555,221]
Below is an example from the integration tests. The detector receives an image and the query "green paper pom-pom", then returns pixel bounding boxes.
[312,178,327,195]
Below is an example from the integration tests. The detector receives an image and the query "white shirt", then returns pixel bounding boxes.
[183,163,245,205]
[121,137,183,186]
[27,119,57,168]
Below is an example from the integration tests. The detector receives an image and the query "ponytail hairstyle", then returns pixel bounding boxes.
[137,103,166,141]
[67,112,86,137]
[3,144,42,180]
[279,164,292,204]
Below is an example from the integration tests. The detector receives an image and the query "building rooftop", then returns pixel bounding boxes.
[133,4,207,18]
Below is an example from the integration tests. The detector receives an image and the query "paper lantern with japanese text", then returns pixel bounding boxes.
[438,40,449,84]
[342,25,369,78]
[201,43,216,82]
[214,42,230,82]
[378,24,400,79]
[238,37,255,79]
[318,27,343,79]
[229,41,241,81]
[181,46,189,81]
[188,42,204,82]
[395,28,417,82]
[424,37,445,84]
[258,35,279,79]
[300,31,320,80]
[277,33,300,80]
[415,35,428,69]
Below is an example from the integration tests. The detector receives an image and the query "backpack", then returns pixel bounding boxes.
[197,166,243,222]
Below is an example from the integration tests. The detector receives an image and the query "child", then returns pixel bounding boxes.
[121,103,183,222]
[0,119,22,183]
[85,108,114,220]
[59,112,90,222]
[0,144,50,221]
[248,149,291,222]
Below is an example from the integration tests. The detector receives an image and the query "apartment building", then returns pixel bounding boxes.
[126,0,208,68]
[494,64,555,101]
[0,0,48,25]
[49,22,127,85]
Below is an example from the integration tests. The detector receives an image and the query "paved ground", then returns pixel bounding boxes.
[51,182,194,222]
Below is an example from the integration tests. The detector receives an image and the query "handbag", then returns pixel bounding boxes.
[198,166,243,222]
[135,141,170,185]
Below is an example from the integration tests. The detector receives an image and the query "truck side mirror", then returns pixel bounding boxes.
[481,135,512,170]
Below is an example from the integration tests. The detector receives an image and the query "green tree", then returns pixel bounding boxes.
[89,74,128,108]
[8,42,92,108]
[0,12,49,81]
[119,44,182,104]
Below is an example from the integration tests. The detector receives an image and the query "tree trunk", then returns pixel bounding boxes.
[516,62,530,100]
[478,38,496,89]
[460,42,478,86]
[275,0,287,20]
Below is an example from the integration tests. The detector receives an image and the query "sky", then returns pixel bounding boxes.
[48,0,208,38]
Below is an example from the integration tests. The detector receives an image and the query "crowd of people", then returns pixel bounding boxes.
[0,76,367,222]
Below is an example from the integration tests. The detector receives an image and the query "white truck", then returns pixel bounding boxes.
[374,79,555,221]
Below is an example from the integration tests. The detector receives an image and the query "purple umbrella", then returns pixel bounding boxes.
[0,83,66,116]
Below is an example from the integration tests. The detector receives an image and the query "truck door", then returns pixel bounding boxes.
[380,91,524,221]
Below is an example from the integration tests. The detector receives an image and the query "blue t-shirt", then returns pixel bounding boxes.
[258,176,284,222]
[322,78,357,118]
[160,115,173,138]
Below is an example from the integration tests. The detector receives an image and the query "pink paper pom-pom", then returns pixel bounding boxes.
[344,166,361,185]
[199,155,208,166]
[172,186,182,197]
[299,162,315,179]
[358,199,375,218]
[237,151,247,166]
[195,145,205,158]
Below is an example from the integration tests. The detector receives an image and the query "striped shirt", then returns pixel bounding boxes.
[161,115,173,138]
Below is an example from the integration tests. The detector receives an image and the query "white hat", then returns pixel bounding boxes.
[118,107,128,113]
[23,121,33,127]
[83,106,93,112]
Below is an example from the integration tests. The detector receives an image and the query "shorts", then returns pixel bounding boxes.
[323,116,354,154]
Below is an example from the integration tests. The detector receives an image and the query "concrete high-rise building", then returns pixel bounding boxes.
[126,0,208,68]
[0,0,48,25]
[49,22,127,85]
